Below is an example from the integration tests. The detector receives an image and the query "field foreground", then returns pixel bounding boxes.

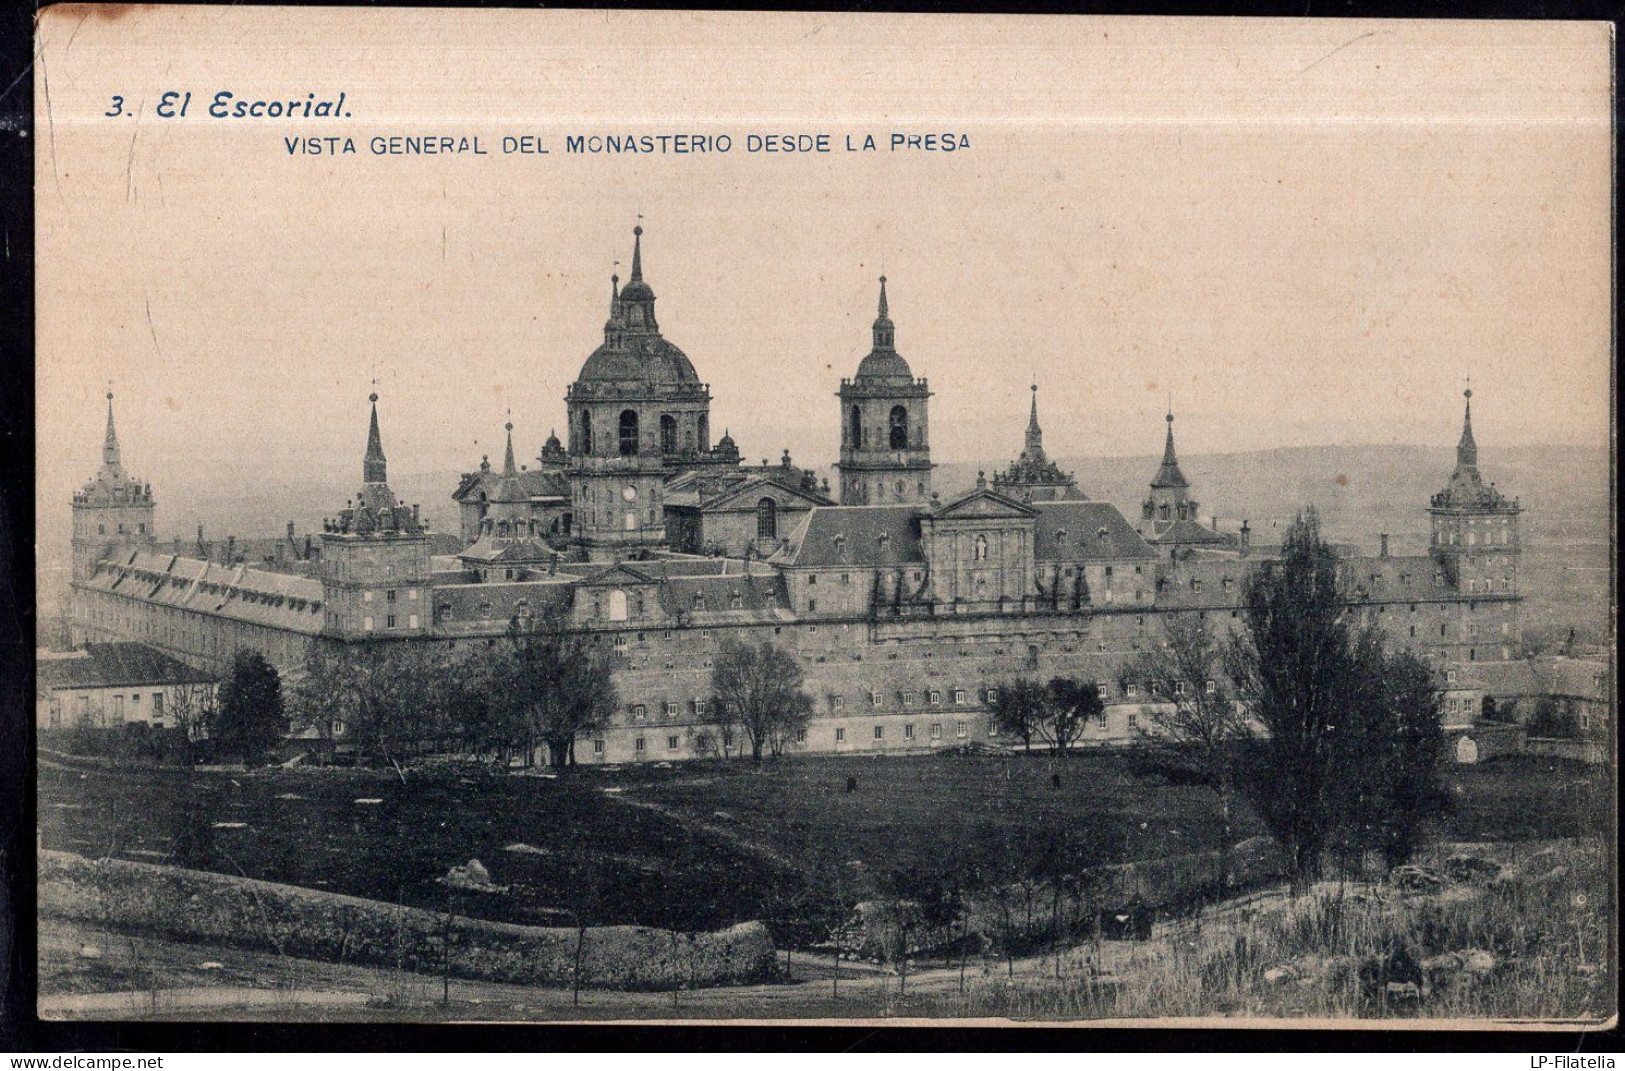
[39,838,1613,1024]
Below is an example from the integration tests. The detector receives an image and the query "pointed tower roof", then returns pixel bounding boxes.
[493,421,526,503]
[1432,384,1512,511]
[363,392,387,484]
[1456,387,1479,475]
[1150,410,1189,489]
[854,275,915,384]
[102,391,123,473]
[618,224,655,303]
[1023,384,1045,461]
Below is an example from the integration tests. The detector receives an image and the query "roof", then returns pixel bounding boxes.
[576,335,700,387]
[39,642,216,691]
[1457,658,1609,701]
[453,467,570,505]
[78,549,326,635]
[1031,501,1159,562]
[1147,518,1240,548]
[659,572,792,621]
[854,349,914,383]
[773,505,928,569]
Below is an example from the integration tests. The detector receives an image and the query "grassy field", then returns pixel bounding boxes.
[38,749,1610,944]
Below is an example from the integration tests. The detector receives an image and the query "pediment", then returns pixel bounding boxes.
[577,563,657,588]
[932,488,1038,520]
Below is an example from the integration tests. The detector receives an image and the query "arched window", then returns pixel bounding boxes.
[757,497,777,540]
[619,410,640,456]
[660,414,678,454]
[608,589,628,621]
[850,406,863,449]
[889,406,909,449]
[580,411,593,456]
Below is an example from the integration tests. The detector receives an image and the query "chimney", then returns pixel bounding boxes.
[226,535,236,564]
[287,521,296,544]
[1240,520,1251,554]
[413,504,421,525]
[1380,533,1390,559]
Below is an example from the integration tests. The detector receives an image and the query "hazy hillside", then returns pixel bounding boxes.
[38,443,1609,647]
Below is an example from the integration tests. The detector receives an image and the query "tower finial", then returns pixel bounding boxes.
[630,222,643,282]
[871,275,895,351]
[363,391,387,484]
[502,420,517,477]
[1025,383,1044,459]
[102,388,121,470]
[1456,378,1479,473]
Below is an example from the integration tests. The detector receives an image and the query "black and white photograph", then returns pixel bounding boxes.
[20,6,1616,1031]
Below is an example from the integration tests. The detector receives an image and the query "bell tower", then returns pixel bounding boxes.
[836,276,933,505]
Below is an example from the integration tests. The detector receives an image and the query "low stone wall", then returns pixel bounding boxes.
[39,850,774,990]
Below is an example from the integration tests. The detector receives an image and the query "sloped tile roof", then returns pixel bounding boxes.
[39,643,216,690]
[1031,502,1158,562]
[773,505,928,569]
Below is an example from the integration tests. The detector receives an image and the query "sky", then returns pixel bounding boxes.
[34,9,1613,538]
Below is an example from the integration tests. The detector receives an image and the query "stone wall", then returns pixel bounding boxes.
[39,850,774,990]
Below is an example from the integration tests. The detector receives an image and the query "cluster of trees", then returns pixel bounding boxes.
[290,618,618,770]
[985,677,1105,755]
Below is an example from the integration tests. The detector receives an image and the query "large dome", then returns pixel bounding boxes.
[576,334,700,387]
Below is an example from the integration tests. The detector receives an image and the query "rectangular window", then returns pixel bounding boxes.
[795,728,807,743]
[387,589,397,603]
[986,688,999,704]
[930,723,942,740]
[870,691,882,708]
[1127,712,1139,730]
[1126,682,1138,698]
[593,739,605,754]
[667,735,680,751]
[956,720,967,739]
[808,574,817,585]
[635,737,646,753]
[953,689,966,704]
[632,704,646,720]
[874,726,884,740]
[832,696,844,711]
[808,598,817,613]
[693,699,708,717]
[929,690,942,705]
[1204,679,1216,695]
[987,719,998,736]
[151,693,163,715]
[386,614,397,629]
[131,693,141,704]
[835,727,846,742]
[666,701,680,717]
[904,723,915,740]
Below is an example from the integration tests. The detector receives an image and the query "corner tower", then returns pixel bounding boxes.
[1141,408,1199,528]
[319,393,431,637]
[836,276,933,505]
[1429,387,1521,596]
[72,391,156,581]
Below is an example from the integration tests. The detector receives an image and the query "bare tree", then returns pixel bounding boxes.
[1127,615,1251,893]
[165,681,218,764]
[494,615,618,768]
[708,640,814,764]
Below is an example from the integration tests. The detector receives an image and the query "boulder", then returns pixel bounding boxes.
[1442,853,1502,884]
[1387,865,1446,895]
